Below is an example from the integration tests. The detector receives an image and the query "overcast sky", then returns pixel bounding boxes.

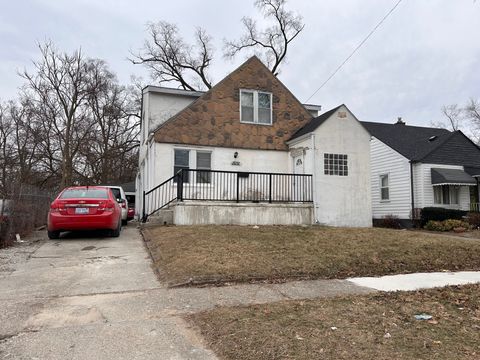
[1,0,479,126]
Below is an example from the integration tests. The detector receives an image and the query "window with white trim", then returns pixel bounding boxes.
[380,174,389,201]
[174,149,190,183]
[173,149,212,184]
[434,185,459,205]
[240,90,272,125]
[324,153,348,176]
[196,151,212,183]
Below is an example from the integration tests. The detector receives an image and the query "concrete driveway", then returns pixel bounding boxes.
[0,226,216,360]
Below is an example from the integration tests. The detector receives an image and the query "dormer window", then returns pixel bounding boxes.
[240,89,272,125]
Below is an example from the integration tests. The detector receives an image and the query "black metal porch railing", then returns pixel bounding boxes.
[142,169,313,222]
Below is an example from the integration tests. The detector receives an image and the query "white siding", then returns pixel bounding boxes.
[149,143,290,190]
[310,105,372,227]
[147,92,198,132]
[414,163,471,211]
[370,138,412,219]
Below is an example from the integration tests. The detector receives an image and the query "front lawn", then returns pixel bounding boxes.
[142,225,480,286]
[188,284,480,360]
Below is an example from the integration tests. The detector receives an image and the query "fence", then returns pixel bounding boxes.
[143,169,313,221]
[0,184,54,248]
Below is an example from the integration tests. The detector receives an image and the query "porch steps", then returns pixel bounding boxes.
[145,209,174,225]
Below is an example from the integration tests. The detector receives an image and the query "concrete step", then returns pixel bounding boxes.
[145,209,174,226]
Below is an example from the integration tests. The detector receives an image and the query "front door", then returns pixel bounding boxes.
[293,155,305,201]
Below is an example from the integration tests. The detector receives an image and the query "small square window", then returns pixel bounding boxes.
[324,153,348,176]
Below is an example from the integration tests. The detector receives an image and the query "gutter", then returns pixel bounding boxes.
[410,161,415,222]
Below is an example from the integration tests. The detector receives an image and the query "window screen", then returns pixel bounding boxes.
[174,149,190,183]
[240,91,254,123]
[257,92,271,124]
[380,174,389,200]
[196,152,211,183]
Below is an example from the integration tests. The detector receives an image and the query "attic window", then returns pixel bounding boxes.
[240,90,272,125]
[429,136,438,142]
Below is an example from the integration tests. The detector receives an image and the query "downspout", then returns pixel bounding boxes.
[311,133,319,224]
[410,161,415,224]
[477,178,479,211]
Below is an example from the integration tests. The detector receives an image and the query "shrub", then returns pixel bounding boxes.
[377,215,403,229]
[467,212,480,229]
[424,219,470,232]
[424,220,446,231]
[421,207,467,226]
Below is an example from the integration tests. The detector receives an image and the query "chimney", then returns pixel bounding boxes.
[395,117,405,125]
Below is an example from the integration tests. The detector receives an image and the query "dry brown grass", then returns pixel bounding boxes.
[188,284,480,360]
[142,225,480,286]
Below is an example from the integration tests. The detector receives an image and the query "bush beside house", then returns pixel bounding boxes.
[420,207,467,226]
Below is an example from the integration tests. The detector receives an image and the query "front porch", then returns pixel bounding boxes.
[142,169,314,224]
[430,167,480,213]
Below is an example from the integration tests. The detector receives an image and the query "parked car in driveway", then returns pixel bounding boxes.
[47,186,122,239]
[103,186,128,225]
[127,207,135,221]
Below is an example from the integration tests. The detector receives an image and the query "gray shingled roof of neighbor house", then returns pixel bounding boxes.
[361,122,480,167]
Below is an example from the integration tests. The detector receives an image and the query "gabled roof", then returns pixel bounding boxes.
[361,122,452,160]
[362,121,480,166]
[153,56,314,151]
[289,105,343,140]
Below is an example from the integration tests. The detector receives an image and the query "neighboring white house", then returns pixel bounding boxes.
[362,119,480,226]
[136,56,372,227]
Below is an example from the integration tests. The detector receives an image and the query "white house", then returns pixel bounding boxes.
[136,56,372,227]
[362,119,480,226]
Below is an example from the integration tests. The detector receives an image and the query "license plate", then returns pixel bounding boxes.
[75,207,89,214]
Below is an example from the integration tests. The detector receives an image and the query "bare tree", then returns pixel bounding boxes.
[437,104,464,131]
[81,60,140,184]
[8,99,41,184]
[465,98,480,143]
[21,42,98,189]
[0,102,15,195]
[224,0,304,76]
[130,22,213,91]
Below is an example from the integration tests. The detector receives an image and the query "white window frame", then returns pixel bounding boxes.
[380,174,390,201]
[434,185,460,205]
[172,147,213,185]
[195,150,212,184]
[239,89,273,125]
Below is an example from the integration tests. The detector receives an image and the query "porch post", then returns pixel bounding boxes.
[236,173,240,203]
[269,174,272,203]
[142,190,146,222]
[177,171,184,201]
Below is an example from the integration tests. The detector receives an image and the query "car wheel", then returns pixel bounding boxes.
[122,219,128,226]
[111,219,121,237]
[48,230,60,239]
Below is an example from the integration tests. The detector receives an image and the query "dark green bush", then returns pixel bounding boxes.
[421,207,467,226]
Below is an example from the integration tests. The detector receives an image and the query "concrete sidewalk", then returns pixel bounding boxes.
[2,226,480,360]
[348,271,480,291]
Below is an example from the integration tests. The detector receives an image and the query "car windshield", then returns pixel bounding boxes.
[60,188,109,199]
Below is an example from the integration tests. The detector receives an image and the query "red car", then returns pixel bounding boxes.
[47,186,122,239]
[127,207,135,221]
